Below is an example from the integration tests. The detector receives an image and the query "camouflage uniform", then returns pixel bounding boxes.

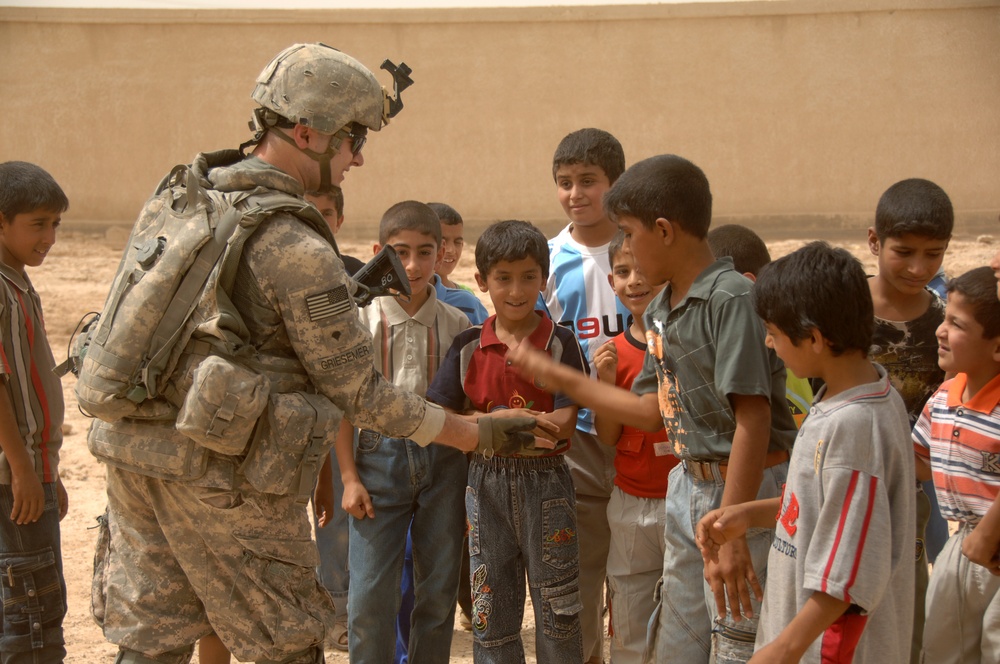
[95,156,445,664]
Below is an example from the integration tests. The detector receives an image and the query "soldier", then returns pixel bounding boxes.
[92,43,549,664]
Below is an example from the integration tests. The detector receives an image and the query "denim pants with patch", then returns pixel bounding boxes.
[348,432,467,664]
[467,454,583,664]
[647,462,787,664]
[0,482,66,664]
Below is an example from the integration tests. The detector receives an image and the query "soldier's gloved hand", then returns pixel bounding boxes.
[477,415,545,458]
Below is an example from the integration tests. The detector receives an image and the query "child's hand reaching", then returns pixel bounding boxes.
[593,340,618,384]
[696,505,752,565]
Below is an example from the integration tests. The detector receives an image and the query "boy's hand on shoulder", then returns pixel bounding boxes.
[696,505,750,565]
[342,479,375,521]
[705,536,763,623]
[10,465,44,525]
[593,340,618,384]
[56,476,68,522]
[963,524,1000,575]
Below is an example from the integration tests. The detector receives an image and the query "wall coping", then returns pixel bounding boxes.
[3,0,999,25]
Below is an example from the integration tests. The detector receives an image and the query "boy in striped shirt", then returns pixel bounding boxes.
[697,242,916,662]
[915,266,1000,663]
[0,161,69,661]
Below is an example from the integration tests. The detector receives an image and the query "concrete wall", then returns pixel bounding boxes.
[1,1,998,239]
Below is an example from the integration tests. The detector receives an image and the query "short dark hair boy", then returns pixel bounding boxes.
[430,218,588,660]
[0,160,69,662]
[915,265,1000,661]
[0,161,69,221]
[514,153,796,660]
[867,178,953,661]
[699,240,916,662]
[475,219,550,281]
[378,200,441,246]
[604,153,713,240]
[754,241,874,355]
[551,128,626,184]
[545,128,629,660]
[707,224,772,277]
[947,266,1000,338]
[875,178,954,241]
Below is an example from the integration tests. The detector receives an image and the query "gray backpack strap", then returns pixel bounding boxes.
[140,204,246,401]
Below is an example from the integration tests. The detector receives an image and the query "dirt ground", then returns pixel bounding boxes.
[39,227,995,662]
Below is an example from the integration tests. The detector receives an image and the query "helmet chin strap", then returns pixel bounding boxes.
[268,126,344,193]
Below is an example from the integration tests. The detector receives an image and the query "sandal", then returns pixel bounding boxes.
[331,621,349,652]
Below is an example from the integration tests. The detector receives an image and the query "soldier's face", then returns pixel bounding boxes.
[311,131,364,188]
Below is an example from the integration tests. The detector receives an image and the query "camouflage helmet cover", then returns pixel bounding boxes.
[251,43,388,134]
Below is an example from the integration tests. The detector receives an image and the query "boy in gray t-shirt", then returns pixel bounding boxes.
[697,242,916,662]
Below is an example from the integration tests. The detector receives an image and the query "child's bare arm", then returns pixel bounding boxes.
[537,405,579,442]
[914,452,932,482]
[314,452,335,528]
[696,498,780,564]
[507,344,662,432]
[705,393,772,623]
[964,493,1000,575]
[750,592,851,663]
[0,387,43,524]
[334,418,374,520]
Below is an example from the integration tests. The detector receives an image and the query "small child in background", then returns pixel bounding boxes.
[915,266,1000,663]
[339,201,470,663]
[592,231,678,664]
[707,224,813,426]
[0,161,70,662]
[698,241,916,662]
[866,178,952,662]
[427,220,588,662]
[428,202,488,325]
[305,186,365,275]
[429,202,471,291]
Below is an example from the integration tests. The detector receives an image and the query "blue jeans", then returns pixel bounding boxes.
[348,432,467,664]
[314,446,351,622]
[0,483,66,664]
[647,462,788,664]
[467,454,583,664]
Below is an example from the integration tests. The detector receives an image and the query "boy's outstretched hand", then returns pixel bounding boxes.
[696,504,763,621]
[506,345,561,393]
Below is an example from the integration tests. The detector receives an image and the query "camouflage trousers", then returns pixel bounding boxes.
[94,459,335,663]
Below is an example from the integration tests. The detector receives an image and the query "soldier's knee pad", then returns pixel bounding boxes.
[115,644,194,664]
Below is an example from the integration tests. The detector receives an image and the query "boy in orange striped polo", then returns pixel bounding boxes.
[915,266,1000,663]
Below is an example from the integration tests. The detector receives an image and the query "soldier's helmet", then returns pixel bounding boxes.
[251,43,388,134]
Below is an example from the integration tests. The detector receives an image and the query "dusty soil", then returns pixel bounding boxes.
[41,228,994,662]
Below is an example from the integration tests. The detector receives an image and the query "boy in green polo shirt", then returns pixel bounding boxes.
[508,154,796,663]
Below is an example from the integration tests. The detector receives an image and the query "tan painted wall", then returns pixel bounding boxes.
[1,1,998,239]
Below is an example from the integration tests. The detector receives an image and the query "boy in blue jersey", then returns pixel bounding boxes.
[542,128,629,663]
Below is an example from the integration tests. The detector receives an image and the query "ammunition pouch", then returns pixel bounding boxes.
[241,392,342,502]
[176,356,270,456]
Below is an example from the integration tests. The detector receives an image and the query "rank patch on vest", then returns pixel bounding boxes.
[306,285,351,321]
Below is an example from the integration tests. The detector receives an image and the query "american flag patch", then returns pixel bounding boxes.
[305,285,351,321]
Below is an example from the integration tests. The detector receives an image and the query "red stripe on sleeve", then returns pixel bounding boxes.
[822,470,859,599]
[844,476,879,600]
